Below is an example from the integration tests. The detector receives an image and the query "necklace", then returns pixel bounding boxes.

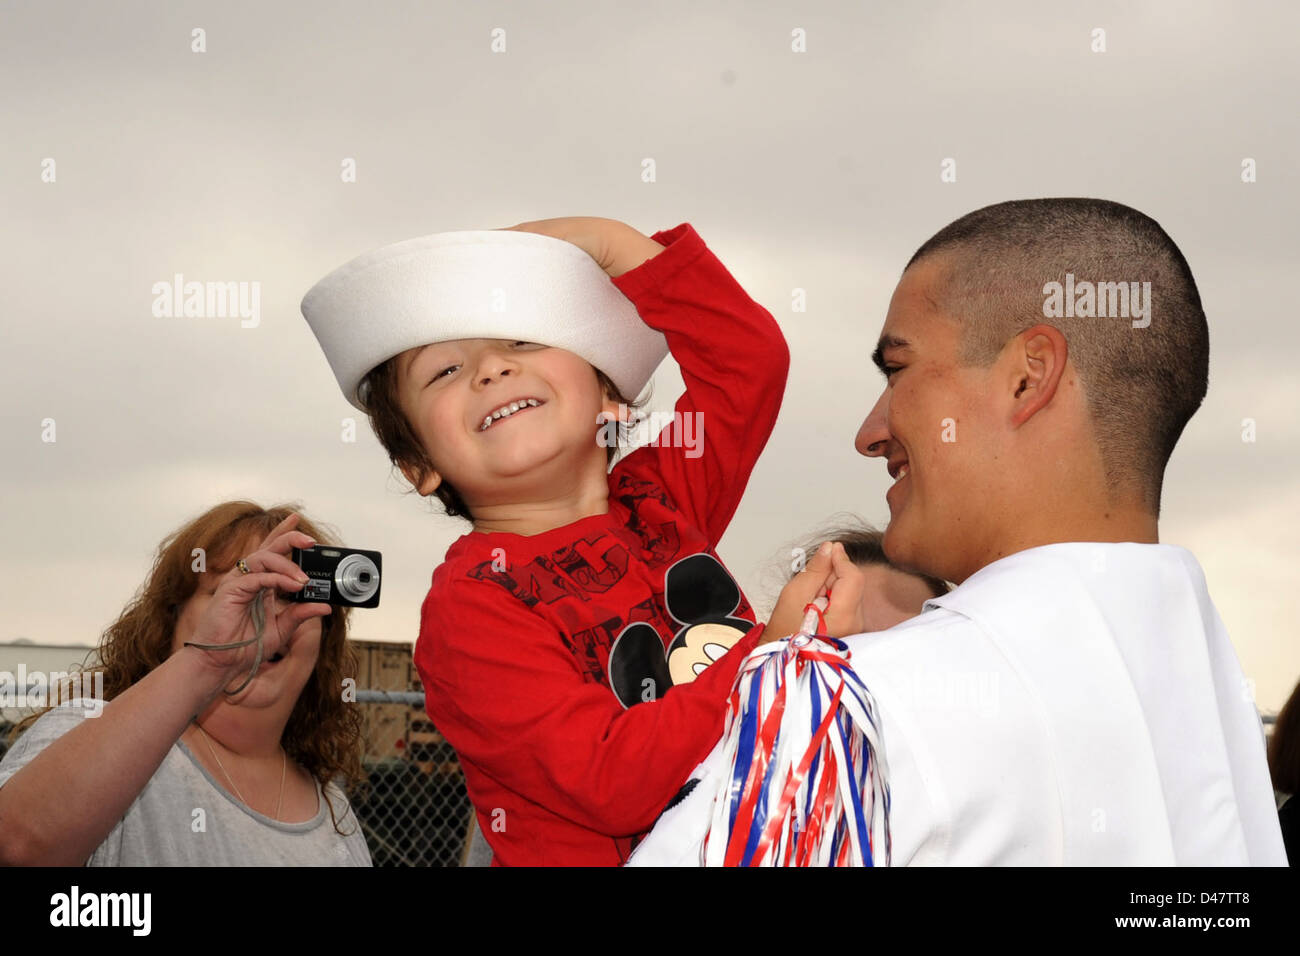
[193,723,287,820]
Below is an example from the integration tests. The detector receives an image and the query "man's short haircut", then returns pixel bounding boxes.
[906,198,1209,515]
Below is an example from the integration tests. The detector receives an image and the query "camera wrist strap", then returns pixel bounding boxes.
[183,588,269,696]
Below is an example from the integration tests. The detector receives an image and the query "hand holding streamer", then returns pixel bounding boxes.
[701,596,891,866]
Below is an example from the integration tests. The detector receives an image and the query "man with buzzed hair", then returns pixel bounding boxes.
[900,198,1208,517]
[835,197,1284,865]
[631,198,1285,866]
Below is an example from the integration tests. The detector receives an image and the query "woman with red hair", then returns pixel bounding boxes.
[0,502,370,865]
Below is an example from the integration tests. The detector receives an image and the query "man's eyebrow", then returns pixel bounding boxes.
[871,335,912,371]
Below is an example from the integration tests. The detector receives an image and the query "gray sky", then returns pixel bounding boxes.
[3,0,1298,711]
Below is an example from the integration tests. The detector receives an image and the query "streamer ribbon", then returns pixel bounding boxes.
[701,600,891,866]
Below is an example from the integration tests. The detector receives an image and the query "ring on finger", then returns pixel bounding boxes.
[235,558,252,575]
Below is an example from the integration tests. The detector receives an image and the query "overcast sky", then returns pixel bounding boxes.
[2,0,1297,711]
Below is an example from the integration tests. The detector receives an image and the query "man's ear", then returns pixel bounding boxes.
[1008,324,1068,427]
[398,460,443,497]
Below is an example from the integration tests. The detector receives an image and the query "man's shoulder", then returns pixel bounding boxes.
[839,608,1043,768]
[838,612,1061,864]
[934,541,1206,611]
[841,606,987,671]
[842,609,1035,733]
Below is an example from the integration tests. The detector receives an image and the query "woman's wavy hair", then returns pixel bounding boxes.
[10,500,365,835]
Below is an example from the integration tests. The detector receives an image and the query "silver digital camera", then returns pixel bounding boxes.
[290,546,382,609]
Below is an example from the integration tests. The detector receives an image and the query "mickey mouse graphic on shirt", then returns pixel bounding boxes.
[608,552,753,708]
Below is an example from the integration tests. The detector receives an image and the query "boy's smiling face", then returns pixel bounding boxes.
[395,338,621,508]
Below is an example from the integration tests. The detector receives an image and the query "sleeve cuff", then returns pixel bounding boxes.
[610,223,710,301]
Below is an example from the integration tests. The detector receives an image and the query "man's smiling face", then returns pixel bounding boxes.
[395,338,620,507]
[854,256,1009,584]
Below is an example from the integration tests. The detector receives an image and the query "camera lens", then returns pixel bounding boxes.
[335,554,380,603]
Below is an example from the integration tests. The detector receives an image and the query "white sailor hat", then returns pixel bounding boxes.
[301,230,669,411]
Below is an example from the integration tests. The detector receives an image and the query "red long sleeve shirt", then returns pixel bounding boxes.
[415,223,789,865]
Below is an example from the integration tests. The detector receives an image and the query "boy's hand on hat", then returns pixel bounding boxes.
[501,217,664,278]
[502,217,616,271]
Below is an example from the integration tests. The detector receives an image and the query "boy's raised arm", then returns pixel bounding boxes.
[501,217,789,548]
[607,222,790,546]
[496,215,785,546]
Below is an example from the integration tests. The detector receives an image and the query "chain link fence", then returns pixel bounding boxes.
[349,690,476,867]
[346,642,497,866]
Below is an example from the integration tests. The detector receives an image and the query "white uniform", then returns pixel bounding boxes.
[630,542,1287,866]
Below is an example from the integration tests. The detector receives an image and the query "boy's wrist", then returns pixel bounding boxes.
[602,222,669,278]
[608,223,706,301]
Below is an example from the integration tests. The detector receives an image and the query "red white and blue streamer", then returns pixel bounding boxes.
[701,599,891,867]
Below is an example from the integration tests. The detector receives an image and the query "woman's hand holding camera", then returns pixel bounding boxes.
[187,513,332,690]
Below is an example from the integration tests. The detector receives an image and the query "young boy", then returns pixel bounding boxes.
[301,217,793,864]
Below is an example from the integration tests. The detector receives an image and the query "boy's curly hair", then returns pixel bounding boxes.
[360,353,646,520]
